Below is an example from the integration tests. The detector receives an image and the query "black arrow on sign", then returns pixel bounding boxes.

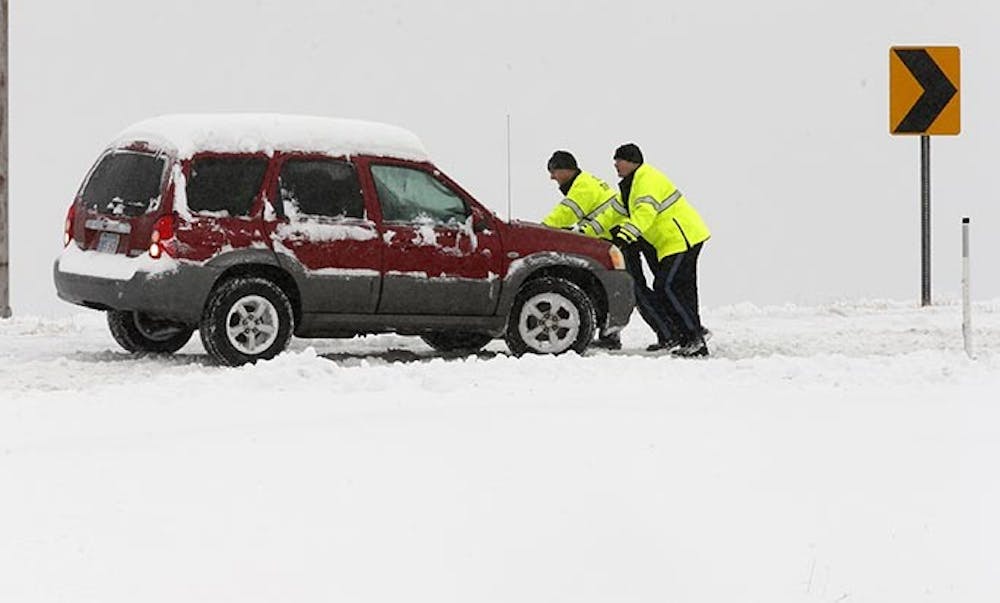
[893,49,957,133]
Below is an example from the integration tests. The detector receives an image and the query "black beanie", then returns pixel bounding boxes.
[547,150,578,171]
[613,143,644,164]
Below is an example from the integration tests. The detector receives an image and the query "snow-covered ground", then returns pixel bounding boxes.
[2,301,999,602]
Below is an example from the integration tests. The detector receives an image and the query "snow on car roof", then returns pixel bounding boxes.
[113,113,430,161]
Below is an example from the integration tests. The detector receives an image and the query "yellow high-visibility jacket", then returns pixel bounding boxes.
[542,171,628,240]
[617,163,710,259]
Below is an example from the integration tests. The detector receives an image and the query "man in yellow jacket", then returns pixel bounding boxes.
[609,143,711,357]
[542,150,629,349]
[542,150,627,240]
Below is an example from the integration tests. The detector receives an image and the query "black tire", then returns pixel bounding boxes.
[505,277,596,356]
[199,277,294,366]
[420,332,494,354]
[107,310,194,354]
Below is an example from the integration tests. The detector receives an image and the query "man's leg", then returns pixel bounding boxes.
[687,243,710,342]
[622,242,675,345]
[657,244,703,343]
[677,243,703,335]
[659,244,708,356]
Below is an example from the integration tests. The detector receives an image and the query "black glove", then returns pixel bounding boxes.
[609,225,634,250]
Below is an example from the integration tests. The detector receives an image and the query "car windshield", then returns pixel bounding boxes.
[81,150,167,217]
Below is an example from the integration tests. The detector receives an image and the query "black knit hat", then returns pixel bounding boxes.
[613,143,644,164]
[547,150,578,171]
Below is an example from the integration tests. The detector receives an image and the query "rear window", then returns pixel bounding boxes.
[81,150,166,217]
[187,156,269,216]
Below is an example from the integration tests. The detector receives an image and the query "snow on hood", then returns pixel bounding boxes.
[113,114,430,161]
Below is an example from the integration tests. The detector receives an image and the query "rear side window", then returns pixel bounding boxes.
[279,159,364,219]
[186,156,268,216]
[81,150,166,217]
[370,164,469,224]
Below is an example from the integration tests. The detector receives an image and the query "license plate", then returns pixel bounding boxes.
[97,232,120,253]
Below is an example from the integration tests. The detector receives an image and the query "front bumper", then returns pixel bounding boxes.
[596,270,635,333]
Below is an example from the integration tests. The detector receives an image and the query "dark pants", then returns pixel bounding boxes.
[654,242,704,344]
[623,240,675,343]
[625,241,704,344]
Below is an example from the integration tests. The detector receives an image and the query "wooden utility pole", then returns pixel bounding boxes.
[0,0,9,318]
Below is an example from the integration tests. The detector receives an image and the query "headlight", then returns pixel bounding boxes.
[608,244,626,270]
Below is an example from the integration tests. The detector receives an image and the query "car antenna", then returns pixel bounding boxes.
[506,113,512,222]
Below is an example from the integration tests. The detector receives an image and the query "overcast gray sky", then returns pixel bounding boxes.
[10,0,999,316]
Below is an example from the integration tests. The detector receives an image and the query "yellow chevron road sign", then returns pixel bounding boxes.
[890,46,960,136]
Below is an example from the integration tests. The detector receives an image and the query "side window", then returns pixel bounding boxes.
[370,164,469,224]
[279,159,364,219]
[186,156,268,215]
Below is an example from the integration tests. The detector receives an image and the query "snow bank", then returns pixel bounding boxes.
[2,300,999,603]
[114,114,430,161]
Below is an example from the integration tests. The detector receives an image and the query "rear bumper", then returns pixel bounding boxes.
[53,250,216,324]
[597,270,635,333]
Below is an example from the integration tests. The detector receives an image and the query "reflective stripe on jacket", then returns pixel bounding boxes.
[620,163,710,259]
[542,171,627,240]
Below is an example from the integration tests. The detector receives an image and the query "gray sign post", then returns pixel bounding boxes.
[890,46,960,308]
[920,136,931,306]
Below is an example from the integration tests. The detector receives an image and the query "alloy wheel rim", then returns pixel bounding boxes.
[518,292,580,354]
[225,295,280,355]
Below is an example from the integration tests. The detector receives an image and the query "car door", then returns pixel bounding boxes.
[263,155,381,313]
[175,153,271,262]
[367,161,501,315]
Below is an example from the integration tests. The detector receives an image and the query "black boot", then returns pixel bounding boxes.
[646,336,681,352]
[592,332,622,350]
[671,337,709,358]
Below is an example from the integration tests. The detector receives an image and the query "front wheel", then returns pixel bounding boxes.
[107,310,194,354]
[421,332,494,354]
[505,277,596,356]
[200,277,294,366]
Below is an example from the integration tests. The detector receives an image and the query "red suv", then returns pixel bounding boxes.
[54,115,633,365]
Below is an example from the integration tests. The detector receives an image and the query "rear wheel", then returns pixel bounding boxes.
[505,277,596,356]
[420,332,494,354]
[107,310,194,354]
[200,277,294,366]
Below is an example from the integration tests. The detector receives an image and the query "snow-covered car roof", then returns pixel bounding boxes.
[113,113,430,162]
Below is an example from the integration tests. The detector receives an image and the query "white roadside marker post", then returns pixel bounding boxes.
[962,217,973,358]
[0,0,10,319]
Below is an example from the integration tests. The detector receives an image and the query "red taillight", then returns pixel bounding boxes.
[149,214,175,259]
[63,203,77,246]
